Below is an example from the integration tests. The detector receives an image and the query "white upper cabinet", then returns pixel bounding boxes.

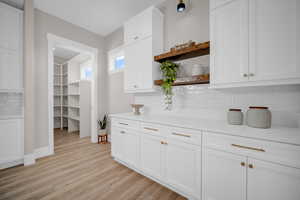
[210,0,300,87]
[0,3,23,91]
[124,8,153,45]
[248,0,300,82]
[124,6,163,93]
[210,0,249,85]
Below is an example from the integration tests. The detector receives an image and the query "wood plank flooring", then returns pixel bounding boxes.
[0,129,186,200]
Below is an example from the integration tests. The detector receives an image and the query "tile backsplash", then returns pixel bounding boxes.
[0,93,23,118]
[134,85,300,128]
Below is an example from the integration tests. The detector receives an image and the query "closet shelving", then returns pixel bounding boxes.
[53,54,91,135]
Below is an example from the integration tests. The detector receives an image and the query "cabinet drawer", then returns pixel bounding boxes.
[111,118,140,130]
[140,122,167,137]
[167,127,202,146]
[203,132,300,168]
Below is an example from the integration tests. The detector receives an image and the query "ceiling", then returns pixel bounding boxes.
[34,0,167,36]
[53,47,79,62]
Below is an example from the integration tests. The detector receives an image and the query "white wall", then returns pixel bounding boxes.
[104,28,134,114]
[34,9,106,148]
[104,0,300,127]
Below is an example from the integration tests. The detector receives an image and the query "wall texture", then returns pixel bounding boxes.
[34,9,106,148]
[104,0,300,127]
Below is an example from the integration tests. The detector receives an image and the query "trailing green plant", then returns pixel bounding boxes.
[160,61,179,110]
[98,115,107,130]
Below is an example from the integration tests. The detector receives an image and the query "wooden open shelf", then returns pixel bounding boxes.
[154,75,210,86]
[154,41,210,63]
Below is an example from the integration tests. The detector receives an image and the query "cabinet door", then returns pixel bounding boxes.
[249,0,300,81]
[210,0,249,85]
[0,3,21,51]
[164,140,201,199]
[0,4,22,90]
[247,159,300,200]
[124,7,152,45]
[122,129,140,168]
[111,127,125,161]
[124,37,153,92]
[202,148,247,200]
[140,133,163,180]
[0,119,23,167]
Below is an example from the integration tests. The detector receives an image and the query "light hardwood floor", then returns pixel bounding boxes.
[0,129,186,200]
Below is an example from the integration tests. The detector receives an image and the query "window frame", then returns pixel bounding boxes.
[108,45,125,74]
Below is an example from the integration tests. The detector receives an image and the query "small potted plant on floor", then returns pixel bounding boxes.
[97,115,107,144]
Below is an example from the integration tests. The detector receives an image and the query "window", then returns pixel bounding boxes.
[80,59,93,80]
[108,46,125,74]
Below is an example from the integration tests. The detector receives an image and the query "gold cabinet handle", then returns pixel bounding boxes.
[241,162,245,167]
[231,144,265,152]
[172,132,191,138]
[249,164,254,169]
[144,127,158,132]
[160,141,168,145]
[119,122,128,126]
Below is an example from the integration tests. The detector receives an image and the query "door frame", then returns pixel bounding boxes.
[47,33,99,155]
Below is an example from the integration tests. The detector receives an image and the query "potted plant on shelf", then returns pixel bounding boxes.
[160,61,179,110]
[97,115,107,144]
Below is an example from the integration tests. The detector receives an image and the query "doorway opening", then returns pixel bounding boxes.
[47,34,98,155]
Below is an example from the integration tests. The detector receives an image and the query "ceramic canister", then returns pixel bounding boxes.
[246,107,272,129]
[227,109,243,125]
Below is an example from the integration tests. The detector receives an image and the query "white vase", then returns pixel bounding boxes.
[98,129,106,136]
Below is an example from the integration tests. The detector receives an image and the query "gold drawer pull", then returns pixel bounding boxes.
[172,132,191,138]
[119,122,128,126]
[231,144,265,152]
[160,141,168,145]
[144,127,158,132]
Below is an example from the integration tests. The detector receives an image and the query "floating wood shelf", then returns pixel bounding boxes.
[154,41,210,63]
[154,75,210,86]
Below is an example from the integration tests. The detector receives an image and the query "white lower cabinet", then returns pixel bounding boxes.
[202,148,247,200]
[0,119,24,168]
[111,118,300,200]
[165,140,201,199]
[203,132,300,200]
[247,159,300,200]
[140,133,164,180]
[111,126,139,168]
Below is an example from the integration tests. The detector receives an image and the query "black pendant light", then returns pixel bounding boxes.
[177,0,186,12]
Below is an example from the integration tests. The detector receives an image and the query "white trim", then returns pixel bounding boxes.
[24,153,35,166]
[47,33,99,154]
[0,159,23,169]
[210,78,300,89]
[35,146,53,159]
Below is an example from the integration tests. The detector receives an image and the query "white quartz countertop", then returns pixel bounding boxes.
[110,113,300,146]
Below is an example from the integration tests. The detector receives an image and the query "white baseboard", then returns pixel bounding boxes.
[0,159,23,169]
[24,153,35,166]
[34,146,53,159]
[1,146,53,169]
